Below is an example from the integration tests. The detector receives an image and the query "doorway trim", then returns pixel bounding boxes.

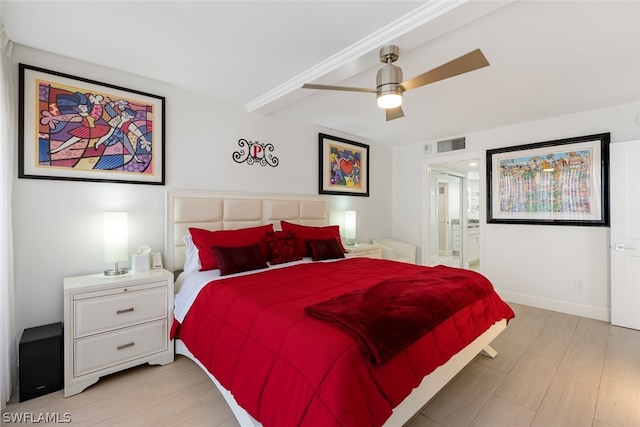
[422,150,485,268]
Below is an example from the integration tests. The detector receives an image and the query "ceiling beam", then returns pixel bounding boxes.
[244,0,469,114]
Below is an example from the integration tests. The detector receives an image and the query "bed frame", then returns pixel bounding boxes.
[166,190,504,426]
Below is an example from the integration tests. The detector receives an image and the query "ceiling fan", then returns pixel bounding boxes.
[302,45,490,121]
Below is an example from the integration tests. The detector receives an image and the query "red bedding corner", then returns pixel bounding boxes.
[173,258,514,427]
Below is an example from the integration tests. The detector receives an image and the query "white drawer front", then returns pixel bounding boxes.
[74,320,167,377]
[351,250,382,259]
[75,286,167,337]
[364,250,382,259]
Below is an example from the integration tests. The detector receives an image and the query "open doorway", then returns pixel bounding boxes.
[426,157,481,271]
[431,171,463,267]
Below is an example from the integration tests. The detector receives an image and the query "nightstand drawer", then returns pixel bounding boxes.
[346,243,382,259]
[74,286,167,338]
[358,249,382,259]
[64,269,174,397]
[74,320,167,377]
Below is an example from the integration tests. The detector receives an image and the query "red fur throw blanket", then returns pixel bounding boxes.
[305,266,501,367]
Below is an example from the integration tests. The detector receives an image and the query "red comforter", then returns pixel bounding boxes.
[172,258,514,427]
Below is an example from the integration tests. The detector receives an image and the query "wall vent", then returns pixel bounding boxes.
[437,137,466,153]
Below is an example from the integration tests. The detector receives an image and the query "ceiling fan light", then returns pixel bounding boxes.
[377,91,403,109]
[376,62,403,109]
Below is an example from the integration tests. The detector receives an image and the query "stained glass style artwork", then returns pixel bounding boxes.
[19,64,165,185]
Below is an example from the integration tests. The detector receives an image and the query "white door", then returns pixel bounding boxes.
[610,140,640,330]
[437,182,449,255]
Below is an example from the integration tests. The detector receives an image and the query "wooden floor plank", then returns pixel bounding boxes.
[531,375,598,427]
[594,367,640,426]
[469,395,535,427]
[494,351,559,411]
[421,362,505,426]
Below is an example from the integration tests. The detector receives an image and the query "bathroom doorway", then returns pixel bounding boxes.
[426,157,481,271]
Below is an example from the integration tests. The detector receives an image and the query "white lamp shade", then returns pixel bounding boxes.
[344,210,356,241]
[104,212,128,263]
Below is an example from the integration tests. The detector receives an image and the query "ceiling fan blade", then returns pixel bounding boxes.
[400,49,490,92]
[302,83,377,94]
[385,106,404,121]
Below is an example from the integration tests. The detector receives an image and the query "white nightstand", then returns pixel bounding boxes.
[345,243,382,259]
[63,269,174,397]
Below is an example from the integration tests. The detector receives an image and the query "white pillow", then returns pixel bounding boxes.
[183,234,201,273]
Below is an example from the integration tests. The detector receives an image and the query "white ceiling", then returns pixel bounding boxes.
[2,1,639,146]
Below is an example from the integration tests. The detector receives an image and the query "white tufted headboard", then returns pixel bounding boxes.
[165,190,328,272]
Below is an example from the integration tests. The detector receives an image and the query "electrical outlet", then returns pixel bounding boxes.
[573,280,584,291]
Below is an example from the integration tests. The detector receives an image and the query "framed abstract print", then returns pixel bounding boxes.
[18,64,165,185]
[318,133,369,197]
[487,133,610,226]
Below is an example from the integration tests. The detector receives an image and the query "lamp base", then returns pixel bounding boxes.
[104,268,129,276]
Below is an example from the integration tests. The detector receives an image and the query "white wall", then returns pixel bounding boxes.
[11,45,392,339]
[13,42,638,345]
[394,101,640,320]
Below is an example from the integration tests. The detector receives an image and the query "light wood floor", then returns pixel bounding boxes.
[3,303,640,426]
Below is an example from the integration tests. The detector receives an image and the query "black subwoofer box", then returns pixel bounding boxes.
[19,322,63,402]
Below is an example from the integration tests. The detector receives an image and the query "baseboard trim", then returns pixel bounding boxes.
[497,290,610,322]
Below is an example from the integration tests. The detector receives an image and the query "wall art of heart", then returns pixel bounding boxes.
[318,133,369,197]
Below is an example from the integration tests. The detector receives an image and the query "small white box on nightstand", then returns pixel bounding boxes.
[131,253,150,271]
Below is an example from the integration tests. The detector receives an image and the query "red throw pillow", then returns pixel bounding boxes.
[189,224,274,271]
[306,238,346,261]
[265,230,303,265]
[280,221,346,257]
[212,243,268,276]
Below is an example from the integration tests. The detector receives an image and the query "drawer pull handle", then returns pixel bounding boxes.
[117,342,135,351]
[116,307,134,315]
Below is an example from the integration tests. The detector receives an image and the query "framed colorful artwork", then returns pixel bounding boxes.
[487,133,610,226]
[18,64,165,185]
[318,133,369,197]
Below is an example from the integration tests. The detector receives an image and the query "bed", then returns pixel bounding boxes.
[166,190,514,427]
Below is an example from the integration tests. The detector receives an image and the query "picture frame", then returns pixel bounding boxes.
[318,133,369,197]
[18,64,165,185]
[487,133,610,226]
